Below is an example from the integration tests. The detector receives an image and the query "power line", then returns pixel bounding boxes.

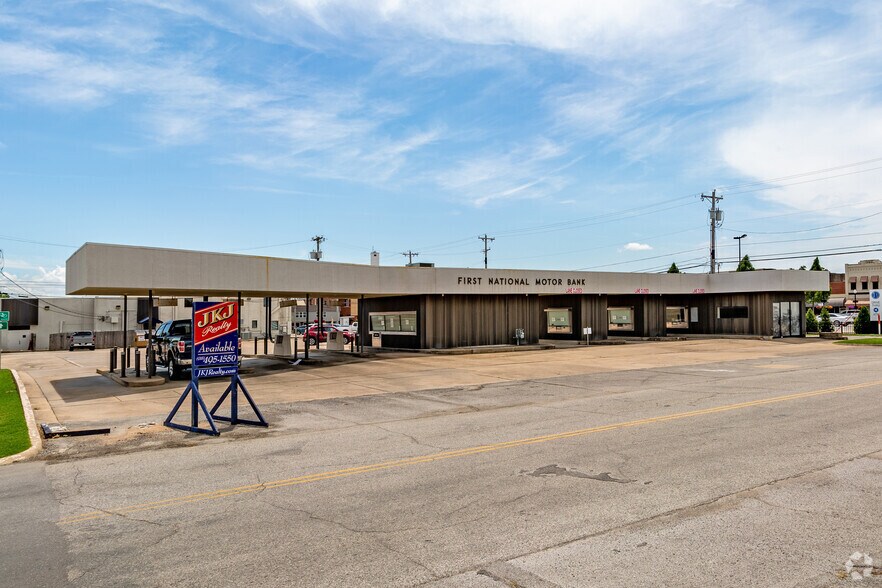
[717,156,882,191]
[0,235,77,248]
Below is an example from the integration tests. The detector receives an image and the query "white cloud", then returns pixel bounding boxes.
[624,242,652,251]
[719,102,882,211]
[1,266,66,296]
[437,140,576,207]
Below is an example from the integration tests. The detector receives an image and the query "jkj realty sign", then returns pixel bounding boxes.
[193,301,239,379]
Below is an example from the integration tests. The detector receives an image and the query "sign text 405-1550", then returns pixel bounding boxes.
[198,354,238,365]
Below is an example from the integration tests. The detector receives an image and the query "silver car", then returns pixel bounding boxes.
[826,313,854,328]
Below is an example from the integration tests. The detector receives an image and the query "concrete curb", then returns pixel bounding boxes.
[0,369,43,466]
[97,369,167,387]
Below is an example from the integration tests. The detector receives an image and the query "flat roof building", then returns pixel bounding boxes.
[65,243,829,348]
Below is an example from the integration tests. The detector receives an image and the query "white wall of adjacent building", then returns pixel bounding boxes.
[0,296,327,351]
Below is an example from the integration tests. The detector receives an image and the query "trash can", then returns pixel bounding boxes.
[371,332,383,348]
[327,330,345,351]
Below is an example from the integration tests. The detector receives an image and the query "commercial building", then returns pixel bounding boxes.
[0,295,295,352]
[844,259,882,308]
[62,243,828,349]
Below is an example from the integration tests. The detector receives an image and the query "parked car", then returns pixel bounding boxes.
[306,325,354,345]
[151,319,193,380]
[826,313,854,328]
[335,322,358,334]
[69,331,96,351]
[294,324,309,336]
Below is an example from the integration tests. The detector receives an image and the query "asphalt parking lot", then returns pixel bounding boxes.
[2,338,881,587]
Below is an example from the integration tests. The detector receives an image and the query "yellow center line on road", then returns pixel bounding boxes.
[59,379,882,525]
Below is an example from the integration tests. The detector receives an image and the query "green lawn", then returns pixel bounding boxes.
[835,338,882,346]
[0,369,31,458]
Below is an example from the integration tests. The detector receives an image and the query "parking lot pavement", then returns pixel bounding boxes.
[1,339,838,433]
[4,341,880,587]
[4,339,830,426]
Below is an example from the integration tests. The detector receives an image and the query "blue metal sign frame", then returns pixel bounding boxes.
[165,301,267,436]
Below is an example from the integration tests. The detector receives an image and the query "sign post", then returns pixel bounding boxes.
[165,301,267,436]
[583,326,591,346]
[871,290,881,335]
[0,311,8,370]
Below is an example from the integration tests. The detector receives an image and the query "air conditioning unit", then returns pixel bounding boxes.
[110,316,119,324]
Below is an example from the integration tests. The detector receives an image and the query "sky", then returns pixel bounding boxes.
[1,0,882,296]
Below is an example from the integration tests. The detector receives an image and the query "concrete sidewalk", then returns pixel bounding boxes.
[2,338,833,430]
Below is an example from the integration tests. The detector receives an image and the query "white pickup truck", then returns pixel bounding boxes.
[69,330,96,351]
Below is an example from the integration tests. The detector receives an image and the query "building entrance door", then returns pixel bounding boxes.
[772,301,802,337]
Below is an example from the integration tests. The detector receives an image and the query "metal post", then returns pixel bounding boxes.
[148,289,155,377]
[318,297,323,350]
[360,294,365,353]
[110,348,116,372]
[135,348,141,378]
[121,295,128,377]
[304,293,310,360]
[264,297,269,354]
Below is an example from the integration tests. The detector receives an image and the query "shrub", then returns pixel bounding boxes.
[819,308,833,332]
[854,306,873,334]
[805,308,818,333]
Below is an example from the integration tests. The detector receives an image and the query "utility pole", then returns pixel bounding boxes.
[700,190,723,274]
[310,235,325,261]
[479,234,495,269]
[402,250,419,265]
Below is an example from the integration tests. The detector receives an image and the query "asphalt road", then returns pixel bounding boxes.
[3,344,882,587]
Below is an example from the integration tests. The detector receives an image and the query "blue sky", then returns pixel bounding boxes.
[1,1,882,295]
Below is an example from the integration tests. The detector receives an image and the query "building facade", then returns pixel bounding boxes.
[63,243,829,350]
[844,259,882,308]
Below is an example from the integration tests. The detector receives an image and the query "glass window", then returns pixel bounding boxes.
[874,281,879,290]
[545,308,572,334]
[400,313,417,332]
[665,307,688,329]
[862,281,868,290]
[608,307,634,331]
[386,314,401,331]
[717,306,749,319]
[370,314,386,331]
[251,320,258,329]
[169,322,191,336]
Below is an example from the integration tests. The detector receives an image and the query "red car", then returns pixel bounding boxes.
[306,325,354,345]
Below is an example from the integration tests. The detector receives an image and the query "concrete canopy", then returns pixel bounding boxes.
[66,242,829,298]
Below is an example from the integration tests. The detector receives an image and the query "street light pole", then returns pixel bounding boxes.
[734,234,747,265]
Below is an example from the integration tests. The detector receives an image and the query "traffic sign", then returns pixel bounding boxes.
[0,321,7,330]
[0,311,8,321]
[871,290,881,320]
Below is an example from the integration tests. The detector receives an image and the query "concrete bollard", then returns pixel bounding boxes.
[110,348,117,373]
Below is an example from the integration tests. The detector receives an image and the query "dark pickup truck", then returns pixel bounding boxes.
[151,319,193,380]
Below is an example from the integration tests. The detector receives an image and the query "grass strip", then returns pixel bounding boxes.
[835,338,882,346]
[0,369,31,458]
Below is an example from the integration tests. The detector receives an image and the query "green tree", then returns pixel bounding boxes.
[667,263,680,274]
[736,255,755,271]
[819,308,833,332]
[854,306,873,334]
[804,257,830,306]
[805,308,818,333]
